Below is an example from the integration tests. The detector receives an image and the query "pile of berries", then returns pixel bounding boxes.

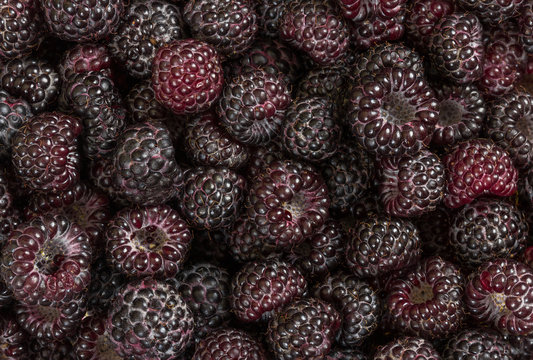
[1,0,533,358]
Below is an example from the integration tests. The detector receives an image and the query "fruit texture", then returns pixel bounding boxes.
[218,66,290,145]
[449,198,527,267]
[0,0,44,59]
[24,182,111,251]
[113,121,182,205]
[108,0,184,78]
[431,82,485,147]
[1,214,91,306]
[0,90,32,157]
[485,91,533,170]
[245,160,330,252]
[465,258,533,336]
[282,96,340,162]
[520,2,533,54]
[0,57,60,112]
[320,142,374,216]
[456,0,524,25]
[230,258,307,323]
[442,328,514,360]
[336,0,407,50]
[0,314,28,360]
[11,112,82,194]
[184,112,250,169]
[314,272,380,347]
[176,262,231,338]
[15,297,86,340]
[267,297,341,360]
[345,215,422,278]
[74,313,120,360]
[374,337,441,360]
[378,149,445,218]
[385,256,464,339]
[179,167,245,230]
[479,26,527,97]
[125,79,170,123]
[58,43,112,81]
[192,328,267,360]
[404,0,454,50]
[183,0,258,58]
[345,67,439,157]
[256,0,287,38]
[152,39,223,115]
[280,0,349,65]
[106,205,192,278]
[428,13,484,84]
[443,139,518,208]
[107,278,194,359]
[40,0,123,42]
[287,218,345,279]
[86,256,126,311]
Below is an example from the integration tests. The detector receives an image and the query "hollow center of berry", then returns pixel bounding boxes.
[133,225,166,252]
[517,114,533,139]
[96,334,122,360]
[438,99,464,126]
[490,292,511,315]
[35,241,66,275]
[37,305,60,322]
[282,193,306,221]
[409,283,434,304]
[382,93,416,125]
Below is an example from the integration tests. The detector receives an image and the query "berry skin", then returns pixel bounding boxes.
[0,0,44,59]
[287,218,346,279]
[456,0,524,25]
[107,278,194,359]
[345,67,439,157]
[245,159,330,252]
[449,198,527,268]
[314,272,380,347]
[431,82,485,147]
[479,26,527,97]
[192,328,267,360]
[385,256,465,339]
[374,337,441,360]
[218,66,290,146]
[11,112,81,194]
[485,91,533,170]
[282,96,340,163]
[125,79,170,124]
[345,215,422,278]
[267,297,341,360]
[58,43,112,81]
[442,328,515,360]
[230,258,307,323]
[326,348,368,360]
[256,0,287,38]
[109,0,184,78]
[40,0,123,42]
[378,149,445,218]
[0,313,29,360]
[0,57,60,112]
[24,182,111,251]
[106,205,192,278]
[319,142,374,216]
[443,139,518,208]
[0,90,32,158]
[86,257,126,312]
[404,0,455,50]
[184,112,250,169]
[428,13,484,84]
[465,258,533,336]
[113,121,182,205]
[280,0,350,65]
[74,313,121,360]
[176,262,231,338]
[179,167,245,230]
[520,2,533,54]
[1,214,92,306]
[227,216,276,263]
[336,0,407,50]
[183,0,258,58]
[152,39,223,115]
